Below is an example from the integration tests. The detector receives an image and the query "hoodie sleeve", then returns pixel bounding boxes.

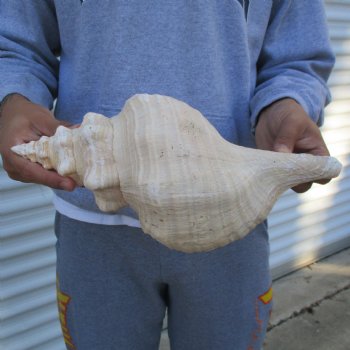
[0,1,60,109]
[250,0,335,131]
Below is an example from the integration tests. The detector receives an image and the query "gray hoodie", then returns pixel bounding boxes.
[0,0,334,217]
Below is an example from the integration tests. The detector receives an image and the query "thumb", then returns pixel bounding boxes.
[274,143,292,153]
[31,115,61,137]
[58,120,81,128]
[273,121,300,153]
[39,116,61,136]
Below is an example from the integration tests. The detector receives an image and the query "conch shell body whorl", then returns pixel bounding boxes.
[12,94,342,252]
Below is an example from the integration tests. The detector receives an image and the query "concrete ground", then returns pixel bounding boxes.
[159,247,350,350]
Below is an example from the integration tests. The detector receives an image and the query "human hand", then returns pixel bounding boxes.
[0,94,76,191]
[255,98,330,193]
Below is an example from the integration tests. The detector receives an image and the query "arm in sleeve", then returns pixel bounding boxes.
[250,0,335,131]
[0,1,60,109]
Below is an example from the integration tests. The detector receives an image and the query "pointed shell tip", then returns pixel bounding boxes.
[11,144,26,156]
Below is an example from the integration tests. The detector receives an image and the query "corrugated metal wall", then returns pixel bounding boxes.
[269,0,350,279]
[1,1,350,348]
[0,159,65,349]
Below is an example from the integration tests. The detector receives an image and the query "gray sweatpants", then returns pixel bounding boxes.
[55,212,272,350]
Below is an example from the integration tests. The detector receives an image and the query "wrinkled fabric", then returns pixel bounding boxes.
[55,212,271,350]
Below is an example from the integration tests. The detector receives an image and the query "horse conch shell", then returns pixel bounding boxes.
[12,94,342,252]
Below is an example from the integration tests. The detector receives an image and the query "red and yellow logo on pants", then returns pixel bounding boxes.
[248,286,273,350]
[259,286,273,305]
[57,278,75,349]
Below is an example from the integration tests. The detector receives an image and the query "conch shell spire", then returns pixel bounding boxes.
[11,94,342,253]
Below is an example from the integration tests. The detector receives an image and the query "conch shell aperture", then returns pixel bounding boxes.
[12,94,342,253]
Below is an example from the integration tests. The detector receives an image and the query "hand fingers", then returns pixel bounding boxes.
[316,178,331,185]
[58,120,73,128]
[273,118,303,153]
[69,123,81,129]
[58,120,81,129]
[0,98,77,191]
[292,182,313,193]
[291,177,331,193]
[6,155,76,191]
[33,115,61,136]
[304,143,330,157]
